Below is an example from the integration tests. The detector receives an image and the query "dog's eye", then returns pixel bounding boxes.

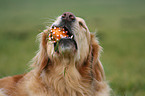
[79,22,83,27]
[79,21,87,31]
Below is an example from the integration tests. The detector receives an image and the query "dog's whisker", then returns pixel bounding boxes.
[40,18,56,21]
[43,22,54,24]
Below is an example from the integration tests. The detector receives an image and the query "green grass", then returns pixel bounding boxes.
[0,0,145,95]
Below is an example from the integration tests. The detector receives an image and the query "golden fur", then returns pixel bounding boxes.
[0,14,110,96]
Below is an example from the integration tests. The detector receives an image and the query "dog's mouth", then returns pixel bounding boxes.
[49,26,74,42]
[48,26,77,53]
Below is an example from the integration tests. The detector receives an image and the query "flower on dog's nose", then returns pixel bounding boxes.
[48,27,68,43]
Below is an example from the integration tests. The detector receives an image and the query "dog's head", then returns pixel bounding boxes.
[32,12,104,81]
[47,12,90,63]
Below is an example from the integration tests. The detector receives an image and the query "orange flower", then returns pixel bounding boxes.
[49,27,68,42]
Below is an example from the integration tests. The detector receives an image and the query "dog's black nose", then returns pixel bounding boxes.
[61,12,75,22]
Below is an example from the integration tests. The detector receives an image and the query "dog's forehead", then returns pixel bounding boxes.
[75,17,85,22]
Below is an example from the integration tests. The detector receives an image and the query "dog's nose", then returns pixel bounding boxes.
[61,12,75,22]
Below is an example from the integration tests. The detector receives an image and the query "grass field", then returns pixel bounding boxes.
[0,0,145,95]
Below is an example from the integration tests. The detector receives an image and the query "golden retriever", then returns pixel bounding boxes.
[0,12,110,96]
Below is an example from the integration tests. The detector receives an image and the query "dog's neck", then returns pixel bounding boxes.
[38,57,93,96]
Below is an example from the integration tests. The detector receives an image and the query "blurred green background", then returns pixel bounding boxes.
[0,0,145,95]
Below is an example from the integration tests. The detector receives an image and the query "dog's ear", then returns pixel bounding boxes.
[91,34,105,81]
[31,32,51,72]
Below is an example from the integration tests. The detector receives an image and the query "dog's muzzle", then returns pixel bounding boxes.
[51,12,77,56]
[58,38,77,56]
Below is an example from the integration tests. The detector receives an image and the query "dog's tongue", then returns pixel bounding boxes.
[48,27,68,43]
